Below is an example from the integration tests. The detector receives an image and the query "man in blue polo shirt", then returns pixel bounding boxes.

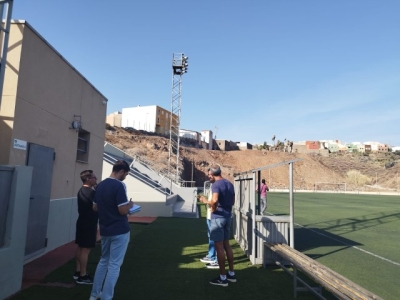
[90,160,133,300]
[200,164,236,287]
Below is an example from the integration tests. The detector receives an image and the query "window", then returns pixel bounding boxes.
[157,117,160,123]
[158,109,160,115]
[77,130,90,163]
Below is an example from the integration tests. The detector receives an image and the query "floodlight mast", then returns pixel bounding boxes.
[0,0,13,109]
[168,53,188,185]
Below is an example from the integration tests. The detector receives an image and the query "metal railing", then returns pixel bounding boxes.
[103,153,170,196]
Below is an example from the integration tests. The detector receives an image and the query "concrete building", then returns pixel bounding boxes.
[121,105,177,135]
[306,141,320,150]
[0,21,107,299]
[347,143,358,152]
[357,144,366,153]
[236,142,252,150]
[106,111,122,127]
[180,128,201,142]
[201,130,213,150]
[364,141,388,153]
[215,139,239,151]
[392,146,400,152]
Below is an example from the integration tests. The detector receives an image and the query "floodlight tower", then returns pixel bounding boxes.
[168,53,188,184]
[0,0,13,109]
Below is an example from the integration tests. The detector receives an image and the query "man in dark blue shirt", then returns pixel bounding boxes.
[200,164,236,287]
[90,160,133,300]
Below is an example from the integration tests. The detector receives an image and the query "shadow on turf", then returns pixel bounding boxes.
[294,227,362,259]
[300,211,400,236]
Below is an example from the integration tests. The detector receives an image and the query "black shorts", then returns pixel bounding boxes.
[75,218,97,248]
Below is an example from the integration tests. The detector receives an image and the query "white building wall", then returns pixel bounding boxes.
[392,146,400,152]
[122,105,157,132]
[357,144,365,152]
[180,129,200,141]
[201,130,213,150]
[370,144,379,151]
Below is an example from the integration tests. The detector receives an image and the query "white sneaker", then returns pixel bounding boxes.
[206,261,219,269]
[89,293,101,300]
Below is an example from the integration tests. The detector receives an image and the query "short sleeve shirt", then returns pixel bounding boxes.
[260,184,268,196]
[94,178,130,236]
[77,186,98,226]
[211,178,235,219]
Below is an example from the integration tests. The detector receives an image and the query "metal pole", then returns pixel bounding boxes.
[251,171,256,264]
[257,170,261,215]
[289,162,294,248]
[269,169,271,187]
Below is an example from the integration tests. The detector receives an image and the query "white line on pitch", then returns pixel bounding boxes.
[295,223,400,267]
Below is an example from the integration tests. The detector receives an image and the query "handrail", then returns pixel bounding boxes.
[132,154,184,186]
[103,153,170,196]
[104,142,184,186]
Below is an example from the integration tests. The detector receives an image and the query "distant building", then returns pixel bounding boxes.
[305,141,320,150]
[215,139,239,151]
[236,142,252,150]
[201,130,213,150]
[392,146,400,152]
[347,144,358,152]
[326,143,339,153]
[364,141,388,153]
[179,129,201,147]
[121,105,177,135]
[179,128,200,140]
[106,111,122,127]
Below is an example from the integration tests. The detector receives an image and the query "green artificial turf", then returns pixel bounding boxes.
[267,192,400,300]
[11,193,399,300]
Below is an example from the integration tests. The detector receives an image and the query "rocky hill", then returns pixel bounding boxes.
[105,127,400,192]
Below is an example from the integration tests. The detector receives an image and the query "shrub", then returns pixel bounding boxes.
[346,170,371,187]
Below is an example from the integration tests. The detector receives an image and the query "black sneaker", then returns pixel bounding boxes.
[227,273,237,282]
[209,276,228,287]
[206,262,219,269]
[72,271,80,280]
[76,274,93,285]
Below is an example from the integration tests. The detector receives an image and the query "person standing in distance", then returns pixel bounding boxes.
[74,170,98,284]
[200,164,236,287]
[89,160,133,300]
[256,179,269,214]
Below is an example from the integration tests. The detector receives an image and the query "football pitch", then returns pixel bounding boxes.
[267,192,400,300]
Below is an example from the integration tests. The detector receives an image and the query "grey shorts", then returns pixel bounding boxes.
[210,216,231,242]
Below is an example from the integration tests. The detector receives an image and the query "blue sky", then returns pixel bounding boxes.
[13,0,400,146]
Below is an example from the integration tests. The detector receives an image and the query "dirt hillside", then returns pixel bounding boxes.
[105,127,400,192]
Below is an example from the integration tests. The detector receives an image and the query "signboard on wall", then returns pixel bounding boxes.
[13,139,27,150]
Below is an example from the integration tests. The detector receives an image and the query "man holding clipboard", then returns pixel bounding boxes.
[90,160,133,300]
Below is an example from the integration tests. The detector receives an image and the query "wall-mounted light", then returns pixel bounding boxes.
[70,115,82,132]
